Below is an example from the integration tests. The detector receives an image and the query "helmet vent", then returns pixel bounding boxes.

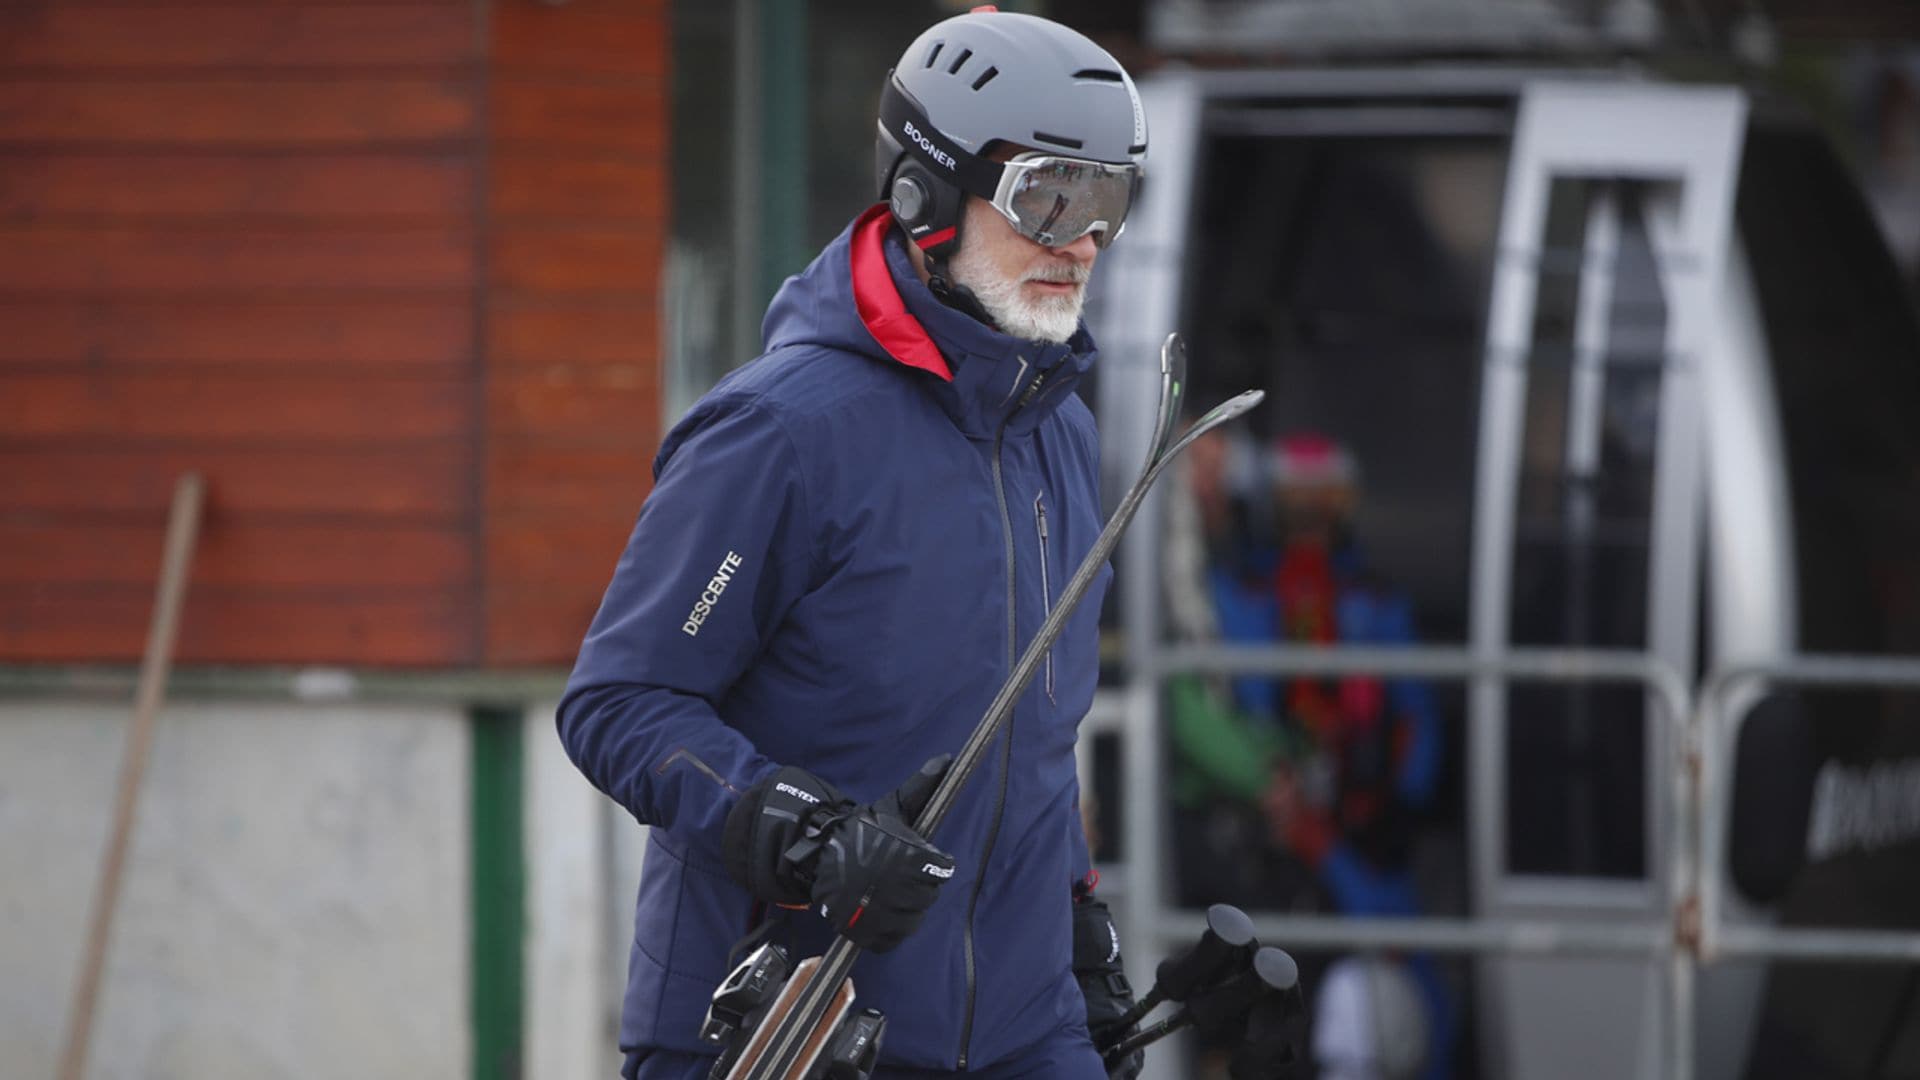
[947,47,973,75]
[970,66,999,91]
[1072,68,1123,82]
[1033,130,1084,151]
[924,42,944,68]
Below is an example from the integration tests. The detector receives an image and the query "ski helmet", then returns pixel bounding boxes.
[875,9,1148,263]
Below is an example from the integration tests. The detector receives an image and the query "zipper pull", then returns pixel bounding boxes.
[1013,357,1049,411]
[1035,494,1049,540]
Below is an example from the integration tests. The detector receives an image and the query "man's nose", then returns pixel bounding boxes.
[1050,231,1099,263]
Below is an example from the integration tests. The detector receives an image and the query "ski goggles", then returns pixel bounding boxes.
[987,152,1141,250]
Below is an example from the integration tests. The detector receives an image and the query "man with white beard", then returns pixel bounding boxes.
[558,8,1167,1079]
[937,182,1097,345]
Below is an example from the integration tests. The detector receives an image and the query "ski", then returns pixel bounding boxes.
[722,333,1264,1080]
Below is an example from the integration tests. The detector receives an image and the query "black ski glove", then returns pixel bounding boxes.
[802,755,955,952]
[724,757,956,953]
[1072,894,1142,1079]
[723,765,851,906]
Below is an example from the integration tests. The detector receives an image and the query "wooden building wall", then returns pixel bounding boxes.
[485,1,666,665]
[0,1,667,668]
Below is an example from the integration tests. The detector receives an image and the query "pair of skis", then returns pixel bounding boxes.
[713,334,1264,1080]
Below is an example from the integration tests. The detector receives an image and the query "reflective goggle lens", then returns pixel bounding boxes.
[995,154,1139,249]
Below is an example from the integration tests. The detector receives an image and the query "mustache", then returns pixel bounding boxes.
[1024,262,1090,285]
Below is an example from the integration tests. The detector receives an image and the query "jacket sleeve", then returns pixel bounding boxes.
[1068,774,1095,888]
[557,398,814,854]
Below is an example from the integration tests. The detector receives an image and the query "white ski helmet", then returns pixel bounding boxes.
[875,8,1148,263]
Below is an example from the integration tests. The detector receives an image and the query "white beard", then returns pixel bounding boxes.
[947,244,1089,344]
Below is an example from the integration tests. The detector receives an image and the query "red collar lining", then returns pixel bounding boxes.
[850,205,953,383]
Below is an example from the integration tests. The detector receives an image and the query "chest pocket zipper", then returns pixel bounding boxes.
[1033,491,1056,704]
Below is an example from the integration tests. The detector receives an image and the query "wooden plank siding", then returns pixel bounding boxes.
[0,0,667,667]
[1,588,473,666]
[0,445,471,518]
[0,0,483,667]
[483,0,668,664]
[0,6,477,70]
[0,223,474,292]
[0,298,475,369]
[0,154,477,219]
[0,80,478,145]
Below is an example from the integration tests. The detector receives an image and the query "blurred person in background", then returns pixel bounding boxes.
[556,9,1174,1079]
[1166,430,1456,1079]
[1313,954,1432,1080]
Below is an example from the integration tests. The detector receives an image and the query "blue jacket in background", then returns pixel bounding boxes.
[558,205,1113,1071]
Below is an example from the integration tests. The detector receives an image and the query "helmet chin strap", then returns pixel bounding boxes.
[928,268,999,333]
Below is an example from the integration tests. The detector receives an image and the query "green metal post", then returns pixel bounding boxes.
[470,706,526,1080]
[757,0,810,309]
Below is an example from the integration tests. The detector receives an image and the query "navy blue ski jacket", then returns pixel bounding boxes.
[558,205,1113,1070]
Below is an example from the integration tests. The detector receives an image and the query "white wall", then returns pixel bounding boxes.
[0,701,470,1080]
[523,703,646,1080]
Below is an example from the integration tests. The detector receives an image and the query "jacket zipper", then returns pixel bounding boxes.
[957,362,1050,1070]
[1033,492,1056,704]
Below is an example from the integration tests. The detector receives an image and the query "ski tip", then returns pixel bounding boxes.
[1214,388,1264,421]
[1160,388,1266,463]
[1158,331,1184,375]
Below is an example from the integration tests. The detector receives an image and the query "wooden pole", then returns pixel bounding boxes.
[57,473,205,1080]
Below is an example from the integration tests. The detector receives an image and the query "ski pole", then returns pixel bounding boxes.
[1101,946,1300,1070]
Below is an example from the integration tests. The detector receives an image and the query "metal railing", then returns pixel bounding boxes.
[1101,643,1701,1079]
[1696,656,1920,965]
[1089,644,1920,1079]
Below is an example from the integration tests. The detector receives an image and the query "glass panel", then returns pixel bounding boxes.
[1738,122,1920,660]
[806,1,963,251]
[667,1,955,415]
[1162,132,1496,968]
[1179,134,1505,644]
[1504,179,1667,879]
[665,0,743,416]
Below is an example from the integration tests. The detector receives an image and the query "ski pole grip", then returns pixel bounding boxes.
[1105,903,1258,1037]
[1154,904,1258,1001]
[1186,947,1299,1040]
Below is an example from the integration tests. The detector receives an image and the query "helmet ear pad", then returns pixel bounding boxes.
[883,153,968,261]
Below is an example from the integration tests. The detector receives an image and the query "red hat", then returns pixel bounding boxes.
[1270,432,1358,489]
